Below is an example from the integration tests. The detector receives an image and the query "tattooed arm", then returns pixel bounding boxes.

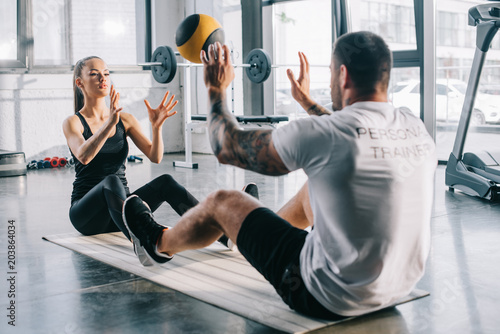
[207,88,289,176]
[307,103,332,116]
[201,43,289,176]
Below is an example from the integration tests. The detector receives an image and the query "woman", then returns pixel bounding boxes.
[63,56,199,250]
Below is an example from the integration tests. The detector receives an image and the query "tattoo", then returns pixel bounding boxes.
[307,103,332,116]
[208,89,289,176]
[234,130,289,176]
[208,99,240,160]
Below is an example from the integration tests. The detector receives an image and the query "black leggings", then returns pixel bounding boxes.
[69,174,199,240]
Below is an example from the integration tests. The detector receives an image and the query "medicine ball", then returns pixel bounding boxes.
[175,14,225,63]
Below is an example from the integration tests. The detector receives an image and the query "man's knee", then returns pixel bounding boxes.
[206,189,261,219]
[204,189,256,213]
[203,189,260,237]
[205,189,239,207]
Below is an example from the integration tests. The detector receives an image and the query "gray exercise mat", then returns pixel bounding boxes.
[43,232,429,333]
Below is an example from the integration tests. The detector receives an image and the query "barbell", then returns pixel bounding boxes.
[139,45,329,84]
[138,45,272,84]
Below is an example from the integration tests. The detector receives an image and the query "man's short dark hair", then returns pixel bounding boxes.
[333,31,392,95]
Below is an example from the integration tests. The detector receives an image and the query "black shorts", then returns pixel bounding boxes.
[236,207,344,320]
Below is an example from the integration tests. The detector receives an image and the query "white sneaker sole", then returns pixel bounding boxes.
[122,195,154,266]
[226,239,239,252]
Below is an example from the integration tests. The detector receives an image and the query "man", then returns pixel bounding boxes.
[122,31,437,319]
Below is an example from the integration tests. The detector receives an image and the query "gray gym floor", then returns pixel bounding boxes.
[1,153,499,333]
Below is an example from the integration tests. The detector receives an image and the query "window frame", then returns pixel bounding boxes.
[0,0,30,68]
[258,0,435,139]
[342,0,436,139]
[0,0,152,71]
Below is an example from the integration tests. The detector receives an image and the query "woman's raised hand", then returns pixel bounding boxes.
[109,85,123,126]
[144,91,178,129]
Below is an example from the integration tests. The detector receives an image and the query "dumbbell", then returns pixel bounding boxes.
[127,155,143,162]
[37,160,51,168]
[43,157,69,168]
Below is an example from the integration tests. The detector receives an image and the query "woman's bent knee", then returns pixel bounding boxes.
[103,174,122,187]
[102,175,126,197]
[152,174,175,186]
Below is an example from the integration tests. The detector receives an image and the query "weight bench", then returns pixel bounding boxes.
[174,114,289,169]
[191,114,288,124]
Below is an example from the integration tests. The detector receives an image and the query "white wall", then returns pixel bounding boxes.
[0,74,74,160]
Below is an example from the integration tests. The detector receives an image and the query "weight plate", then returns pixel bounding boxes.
[151,46,177,83]
[245,48,272,84]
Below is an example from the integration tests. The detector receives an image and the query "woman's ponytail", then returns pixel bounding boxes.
[73,56,102,114]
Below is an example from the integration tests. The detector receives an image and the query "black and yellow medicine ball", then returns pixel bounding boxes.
[175,14,225,63]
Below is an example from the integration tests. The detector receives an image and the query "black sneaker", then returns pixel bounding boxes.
[243,182,259,200]
[122,195,172,266]
[128,199,154,266]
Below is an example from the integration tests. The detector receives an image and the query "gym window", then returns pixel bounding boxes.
[0,1,17,60]
[0,0,149,69]
[0,0,27,68]
[435,0,500,161]
[271,0,333,118]
[351,0,416,50]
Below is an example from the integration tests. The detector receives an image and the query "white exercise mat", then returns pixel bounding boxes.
[43,232,429,333]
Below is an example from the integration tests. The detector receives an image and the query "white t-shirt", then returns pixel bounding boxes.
[272,101,436,316]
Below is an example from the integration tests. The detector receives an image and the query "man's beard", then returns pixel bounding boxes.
[331,79,342,111]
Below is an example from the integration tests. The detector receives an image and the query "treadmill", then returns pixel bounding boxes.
[446,3,500,200]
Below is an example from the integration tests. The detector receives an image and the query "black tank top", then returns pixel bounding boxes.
[70,112,129,203]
